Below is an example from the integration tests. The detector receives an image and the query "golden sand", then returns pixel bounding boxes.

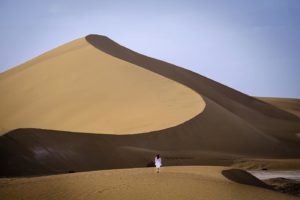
[0,38,205,134]
[0,166,297,200]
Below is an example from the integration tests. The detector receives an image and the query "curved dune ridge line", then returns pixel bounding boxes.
[0,166,297,200]
[0,38,205,134]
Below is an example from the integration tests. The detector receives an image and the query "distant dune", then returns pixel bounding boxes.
[257,97,300,118]
[0,35,300,177]
[232,158,300,170]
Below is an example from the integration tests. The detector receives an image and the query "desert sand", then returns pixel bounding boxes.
[258,97,300,118]
[1,166,298,200]
[0,38,205,134]
[1,35,300,177]
[264,177,300,197]
[0,35,300,199]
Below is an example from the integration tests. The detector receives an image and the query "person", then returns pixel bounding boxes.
[154,154,162,173]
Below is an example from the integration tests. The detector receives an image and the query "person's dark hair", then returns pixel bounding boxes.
[156,154,160,159]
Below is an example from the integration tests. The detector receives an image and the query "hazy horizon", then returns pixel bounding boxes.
[1,0,300,98]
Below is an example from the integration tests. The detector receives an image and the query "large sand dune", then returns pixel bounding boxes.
[0,38,205,134]
[1,35,300,177]
[1,166,298,200]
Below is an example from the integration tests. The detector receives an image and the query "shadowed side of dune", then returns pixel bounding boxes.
[1,127,300,177]
[0,128,231,177]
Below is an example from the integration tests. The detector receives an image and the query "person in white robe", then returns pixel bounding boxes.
[155,154,162,173]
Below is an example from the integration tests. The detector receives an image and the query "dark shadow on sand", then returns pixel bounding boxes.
[222,169,273,190]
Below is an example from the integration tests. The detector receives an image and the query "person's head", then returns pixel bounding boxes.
[156,154,160,159]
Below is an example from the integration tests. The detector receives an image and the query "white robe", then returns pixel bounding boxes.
[155,157,161,168]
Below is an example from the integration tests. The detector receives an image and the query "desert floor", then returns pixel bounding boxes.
[1,166,299,200]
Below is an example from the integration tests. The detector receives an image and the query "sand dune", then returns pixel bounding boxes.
[1,35,300,177]
[0,38,205,134]
[1,34,300,199]
[1,166,298,200]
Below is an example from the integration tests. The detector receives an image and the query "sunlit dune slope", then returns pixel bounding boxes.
[0,38,205,134]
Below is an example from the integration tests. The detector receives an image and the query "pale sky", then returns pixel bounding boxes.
[1,0,300,98]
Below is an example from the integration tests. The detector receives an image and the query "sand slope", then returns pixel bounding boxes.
[0,166,298,200]
[0,38,205,134]
[258,97,300,118]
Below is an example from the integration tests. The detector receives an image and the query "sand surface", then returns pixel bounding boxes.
[1,166,298,200]
[1,35,300,199]
[0,38,205,134]
[264,177,300,197]
[258,97,300,118]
